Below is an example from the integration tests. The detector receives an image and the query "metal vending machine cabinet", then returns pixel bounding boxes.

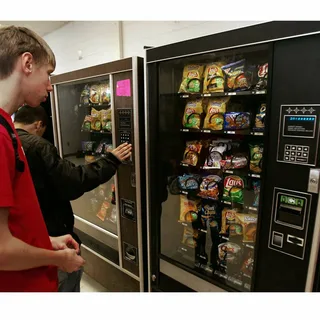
[145,21,320,292]
[50,57,147,292]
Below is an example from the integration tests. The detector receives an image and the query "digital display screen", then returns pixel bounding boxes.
[283,115,316,138]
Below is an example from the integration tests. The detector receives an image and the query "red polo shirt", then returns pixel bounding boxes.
[0,108,58,292]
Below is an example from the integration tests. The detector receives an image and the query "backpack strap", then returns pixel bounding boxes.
[0,115,25,173]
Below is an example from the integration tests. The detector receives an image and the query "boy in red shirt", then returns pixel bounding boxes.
[0,25,85,291]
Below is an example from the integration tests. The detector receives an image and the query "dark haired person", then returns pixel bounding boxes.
[0,25,85,292]
[14,105,132,291]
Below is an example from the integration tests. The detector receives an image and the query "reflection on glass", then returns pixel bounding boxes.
[159,45,268,291]
[56,76,117,235]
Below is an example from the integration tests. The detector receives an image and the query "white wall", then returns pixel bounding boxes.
[44,21,265,74]
[44,21,120,75]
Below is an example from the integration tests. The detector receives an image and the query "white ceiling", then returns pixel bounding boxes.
[0,21,69,36]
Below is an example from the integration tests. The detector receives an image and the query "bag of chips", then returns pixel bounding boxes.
[203,97,229,131]
[249,144,263,173]
[224,112,251,130]
[178,174,202,192]
[203,62,225,93]
[82,115,92,132]
[182,99,203,129]
[222,59,249,91]
[221,208,240,234]
[222,175,245,204]
[99,82,111,104]
[254,103,267,131]
[89,84,100,104]
[255,63,268,90]
[197,175,221,200]
[80,84,90,105]
[101,108,112,131]
[182,227,198,248]
[91,108,102,131]
[218,242,242,265]
[220,154,248,170]
[81,141,95,153]
[253,180,261,207]
[236,213,257,243]
[203,141,229,169]
[181,141,202,166]
[178,64,204,93]
[179,195,200,222]
[200,203,219,229]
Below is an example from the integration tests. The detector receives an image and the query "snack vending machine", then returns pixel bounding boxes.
[145,21,320,292]
[50,57,147,292]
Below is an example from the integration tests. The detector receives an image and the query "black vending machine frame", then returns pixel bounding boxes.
[145,21,320,292]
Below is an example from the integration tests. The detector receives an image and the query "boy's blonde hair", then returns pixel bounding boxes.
[0,25,56,80]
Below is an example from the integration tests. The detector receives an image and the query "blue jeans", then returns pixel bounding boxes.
[58,267,83,292]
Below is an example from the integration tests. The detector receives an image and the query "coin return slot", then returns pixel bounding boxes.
[123,242,138,264]
[272,231,283,248]
[276,203,303,228]
[287,234,304,247]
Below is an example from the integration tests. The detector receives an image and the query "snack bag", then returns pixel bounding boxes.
[178,64,204,93]
[197,175,221,200]
[220,208,240,234]
[236,213,257,243]
[241,249,254,276]
[182,99,203,129]
[89,84,100,104]
[179,195,200,222]
[222,59,248,91]
[101,109,112,131]
[222,175,245,204]
[97,201,110,222]
[80,84,90,105]
[203,141,229,169]
[200,203,219,229]
[253,180,261,207]
[218,242,242,265]
[81,141,95,153]
[220,153,248,170]
[249,144,263,173]
[224,112,251,130]
[203,62,225,93]
[91,108,102,131]
[181,141,202,166]
[254,103,267,131]
[182,227,198,248]
[255,63,268,90]
[178,174,201,192]
[99,82,111,104]
[82,115,92,132]
[203,97,229,131]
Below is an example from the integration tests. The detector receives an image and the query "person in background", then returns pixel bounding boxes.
[0,25,85,292]
[14,105,132,292]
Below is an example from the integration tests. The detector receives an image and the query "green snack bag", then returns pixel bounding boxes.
[222,175,245,204]
[182,99,203,129]
[249,144,263,173]
[178,64,204,93]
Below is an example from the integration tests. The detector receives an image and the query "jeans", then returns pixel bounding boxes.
[58,267,84,292]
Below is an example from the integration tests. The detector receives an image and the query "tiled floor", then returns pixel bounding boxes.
[80,272,108,292]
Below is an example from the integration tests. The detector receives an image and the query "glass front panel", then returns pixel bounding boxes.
[157,45,269,291]
[56,75,117,236]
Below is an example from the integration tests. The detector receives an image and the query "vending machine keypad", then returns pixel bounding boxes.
[284,144,309,163]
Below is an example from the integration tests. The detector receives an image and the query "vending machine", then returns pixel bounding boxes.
[145,21,320,292]
[50,57,147,292]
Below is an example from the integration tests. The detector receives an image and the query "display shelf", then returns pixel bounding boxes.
[81,129,112,134]
[79,103,111,108]
[180,128,264,136]
[177,89,267,99]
